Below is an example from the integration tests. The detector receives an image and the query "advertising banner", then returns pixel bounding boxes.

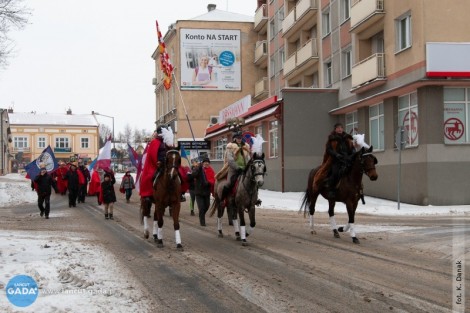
[180,28,241,91]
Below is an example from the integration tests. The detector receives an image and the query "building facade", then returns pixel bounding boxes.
[8,109,100,170]
[158,1,470,205]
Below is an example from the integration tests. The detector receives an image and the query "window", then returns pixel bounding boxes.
[322,9,331,37]
[369,103,385,150]
[443,87,470,144]
[398,91,418,147]
[395,13,412,52]
[345,111,358,135]
[279,47,285,70]
[214,138,227,161]
[341,0,351,22]
[342,48,352,78]
[269,19,275,40]
[55,137,70,148]
[14,137,28,149]
[38,137,46,149]
[269,120,279,158]
[270,57,276,77]
[81,137,89,149]
[325,61,332,87]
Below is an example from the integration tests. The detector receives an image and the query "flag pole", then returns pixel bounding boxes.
[171,72,200,158]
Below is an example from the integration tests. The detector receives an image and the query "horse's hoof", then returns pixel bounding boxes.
[153,234,158,240]
[156,239,163,248]
[311,230,317,235]
[246,233,250,238]
[352,237,360,244]
[333,229,341,238]
[144,231,149,239]
[176,243,183,250]
[241,239,248,246]
[338,226,344,232]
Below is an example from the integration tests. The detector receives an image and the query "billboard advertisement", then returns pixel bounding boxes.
[180,28,241,91]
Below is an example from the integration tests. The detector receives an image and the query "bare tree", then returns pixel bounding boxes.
[0,0,31,68]
[98,124,112,148]
[122,123,133,144]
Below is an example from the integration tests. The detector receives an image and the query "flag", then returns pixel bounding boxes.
[180,145,190,165]
[135,143,149,193]
[156,20,174,90]
[89,138,112,178]
[25,146,58,180]
[127,143,139,168]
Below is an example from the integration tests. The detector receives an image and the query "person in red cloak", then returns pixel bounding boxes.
[88,165,104,205]
[54,161,69,195]
[139,128,165,212]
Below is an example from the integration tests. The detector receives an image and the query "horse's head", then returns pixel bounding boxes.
[359,146,378,181]
[249,152,267,187]
[165,150,181,179]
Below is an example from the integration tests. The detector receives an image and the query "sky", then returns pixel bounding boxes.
[0,173,469,310]
[0,0,257,135]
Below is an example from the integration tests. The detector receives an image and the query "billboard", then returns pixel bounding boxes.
[180,28,241,91]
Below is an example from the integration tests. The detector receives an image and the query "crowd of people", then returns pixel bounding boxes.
[31,122,353,225]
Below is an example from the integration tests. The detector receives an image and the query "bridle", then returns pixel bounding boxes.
[360,152,377,176]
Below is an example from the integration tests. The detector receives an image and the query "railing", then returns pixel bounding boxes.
[254,4,267,30]
[282,8,296,34]
[296,0,318,20]
[255,78,268,97]
[351,0,384,29]
[254,40,268,63]
[283,53,297,76]
[12,147,31,153]
[351,53,385,87]
[296,38,318,65]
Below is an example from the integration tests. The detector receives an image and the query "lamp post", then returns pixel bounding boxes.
[0,108,4,175]
[92,111,115,149]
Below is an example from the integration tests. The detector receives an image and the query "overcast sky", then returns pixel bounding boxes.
[0,0,256,134]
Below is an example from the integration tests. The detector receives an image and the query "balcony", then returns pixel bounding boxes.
[350,0,385,34]
[254,40,268,67]
[283,0,318,39]
[254,77,269,99]
[351,53,386,92]
[254,4,268,34]
[283,53,297,77]
[295,38,319,70]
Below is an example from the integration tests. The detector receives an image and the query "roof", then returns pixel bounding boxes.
[189,9,254,23]
[8,112,99,127]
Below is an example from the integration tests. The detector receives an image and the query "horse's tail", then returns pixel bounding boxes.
[208,196,218,217]
[300,168,317,217]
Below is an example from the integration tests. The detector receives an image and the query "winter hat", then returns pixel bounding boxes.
[104,173,111,178]
[202,157,210,164]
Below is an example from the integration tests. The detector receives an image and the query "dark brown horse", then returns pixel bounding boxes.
[301,146,378,244]
[142,149,182,249]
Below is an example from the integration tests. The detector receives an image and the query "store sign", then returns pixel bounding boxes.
[178,140,211,150]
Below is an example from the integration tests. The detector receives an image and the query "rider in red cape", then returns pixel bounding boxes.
[139,127,165,202]
[54,161,69,195]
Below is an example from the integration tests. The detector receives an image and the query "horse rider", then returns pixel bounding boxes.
[314,123,355,198]
[219,127,251,203]
[139,126,166,210]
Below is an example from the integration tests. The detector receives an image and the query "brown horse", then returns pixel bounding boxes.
[300,146,378,244]
[142,149,182,249]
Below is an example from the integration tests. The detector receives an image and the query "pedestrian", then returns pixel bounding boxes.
[34,163,58,219]
[77,159,91,203]
[64,162,80,208]
[54,161,69,195]
[186,159,199,216]
[101,172,117,220]
[120,170,135,203]
[192,157,215,226]
[88,166,105,205]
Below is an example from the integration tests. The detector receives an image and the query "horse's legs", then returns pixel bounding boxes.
[328,200,340,238]
[154,205,164,248]
[238,208,248,246]
[246,206,256,237]
[172,204,183,249]
[141,198,151,239]
[216,199,225,238]
[338,202,360,244]
[309,191,319,235]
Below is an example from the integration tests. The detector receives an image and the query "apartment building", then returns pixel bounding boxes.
[8,109,100,170]
[158,1,470,205]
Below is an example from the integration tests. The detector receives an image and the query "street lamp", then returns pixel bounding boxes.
[0,108,8,175]
[91,111,115,149]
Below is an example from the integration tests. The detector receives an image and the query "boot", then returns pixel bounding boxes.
[105,213,109,220]
[109,213,114,220]
[190,210,195,216]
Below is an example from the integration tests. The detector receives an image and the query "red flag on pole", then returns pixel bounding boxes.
[156,20,174,90]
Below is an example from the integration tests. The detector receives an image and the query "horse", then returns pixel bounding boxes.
[209,152,267,246]
[142,149,183,249]
[300,146,378,244]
